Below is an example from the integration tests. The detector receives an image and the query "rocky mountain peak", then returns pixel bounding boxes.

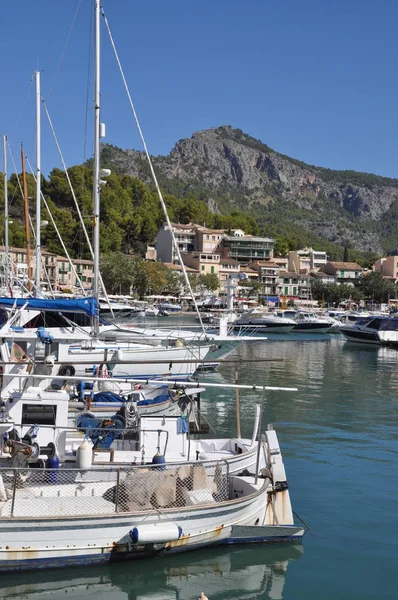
[101,127,398,254]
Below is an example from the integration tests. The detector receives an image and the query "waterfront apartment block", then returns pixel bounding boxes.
[288,248,328,273]
[156,222,275,265]
[217,234,274,263]
[0,246,94,291]
[248,261,280,296]
[156,223,196,264]
[320,261,363,285]
[373,255,398,281]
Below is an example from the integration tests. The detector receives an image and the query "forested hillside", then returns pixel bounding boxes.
[0,166,259,258]
[99,126,398,260]
[2,124,396,266]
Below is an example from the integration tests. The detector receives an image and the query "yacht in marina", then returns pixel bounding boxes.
[278,310,332,333]
[340,314,398,345]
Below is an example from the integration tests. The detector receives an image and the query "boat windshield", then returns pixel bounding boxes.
[379,318,398,331]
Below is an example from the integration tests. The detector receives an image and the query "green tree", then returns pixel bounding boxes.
[197,273,220,293]
[355,271,397,304]
[100,252,136,294]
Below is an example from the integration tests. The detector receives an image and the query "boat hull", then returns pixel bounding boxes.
[340,328,381,344]
[0,478,302,572]
[293,323,330,333]
[233,323,295,334]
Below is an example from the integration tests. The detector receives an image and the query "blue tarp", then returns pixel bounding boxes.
[0,297,98,318]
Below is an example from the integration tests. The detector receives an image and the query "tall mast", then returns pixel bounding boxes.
[92,0,101,336]
[34,70,41,296]
[3,135,9,292]
[21,145,32,291]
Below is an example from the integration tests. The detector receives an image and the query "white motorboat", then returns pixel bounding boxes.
[340,315,398,345]
[145,305,159,317]
[99,299,139,320]
[233,309,296,333]
[278,310,331,333]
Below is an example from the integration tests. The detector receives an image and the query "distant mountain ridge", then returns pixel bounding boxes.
[101,126,398,255]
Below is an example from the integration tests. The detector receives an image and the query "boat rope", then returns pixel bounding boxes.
[292,509,311,533]
[6,145,45,295]
[101,6,207,336]
[47,0,83,98]
[41,96,114,311]
[25,154,86,296]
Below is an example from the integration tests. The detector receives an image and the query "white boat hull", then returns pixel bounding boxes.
[0,471,303,572]
[57,344,213,379]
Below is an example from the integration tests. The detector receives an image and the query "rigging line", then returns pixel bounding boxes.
[6,139,25,207]
[101,7,207,336]
[7,145,25,207]
[7,150,42,297]
[47,0,83,98]
[14,79,34,133]
[25,155,86,297]
[41,96,113,311]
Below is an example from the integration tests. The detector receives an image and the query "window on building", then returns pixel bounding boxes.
[340,271,344,278]
[201,265,205,271]
[211,266,214,274]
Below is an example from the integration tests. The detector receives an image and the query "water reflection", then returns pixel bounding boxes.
[0,544,303,600]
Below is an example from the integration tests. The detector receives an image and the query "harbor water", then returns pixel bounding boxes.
[1,331,397,599]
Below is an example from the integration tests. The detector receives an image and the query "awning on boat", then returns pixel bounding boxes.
[0,297,98,317]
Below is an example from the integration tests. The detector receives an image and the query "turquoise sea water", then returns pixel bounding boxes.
[1,332,398,599]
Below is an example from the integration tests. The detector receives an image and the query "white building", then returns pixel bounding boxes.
[288,248,328,273]
[156,223,196,264]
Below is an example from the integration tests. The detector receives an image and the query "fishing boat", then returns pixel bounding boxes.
[0,432,304,572]
[0,369,305,572]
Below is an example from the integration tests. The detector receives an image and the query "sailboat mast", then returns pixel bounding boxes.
[21,146,32,291]
[92,0,101,336]
[3,135,9,292]
[34,70,41,296]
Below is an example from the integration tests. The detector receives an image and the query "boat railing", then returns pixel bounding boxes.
[0,459,230,518]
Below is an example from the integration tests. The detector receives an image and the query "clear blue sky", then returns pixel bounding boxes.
[1,0,397,178]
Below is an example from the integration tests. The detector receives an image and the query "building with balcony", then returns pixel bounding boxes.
[321,262,363,285]
[273,256,289,271]
[72,258,94,290]
[218,257,240,292]
[218,233,274,263]
[288,248,328,273]
[0,246,94,291]
[248,261,280,296]
[156,223,196,264]
[194,226,225,253]
[182,252,220,278]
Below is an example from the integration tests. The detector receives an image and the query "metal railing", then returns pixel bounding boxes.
[0,460,230,518]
